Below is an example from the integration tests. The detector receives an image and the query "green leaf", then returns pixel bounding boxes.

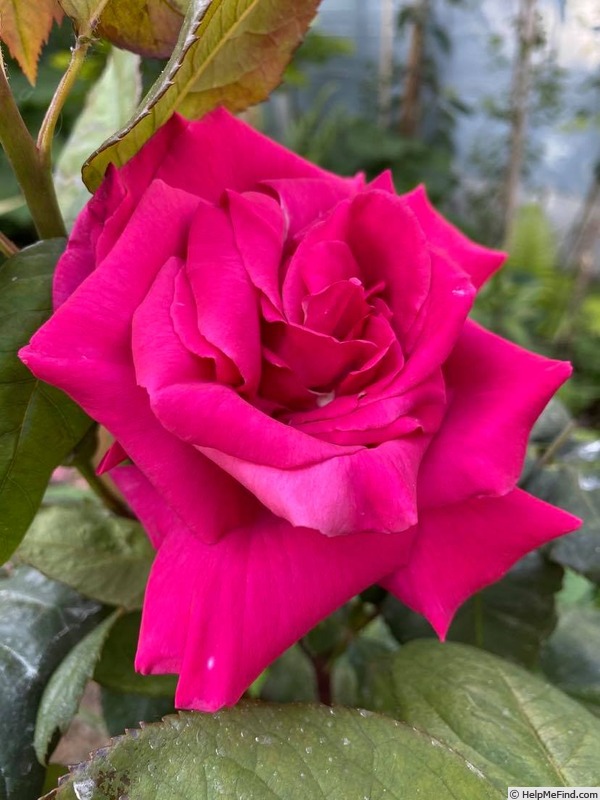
[332,618,399,706]
[82,0,321,190]
[18,504,154,609]
[54,47,142,229]
[0,566,103,800]
[382,552,563,668]
[360,640,600,790]
[541,607,600,716]
[528,453,600,583]
[260,645,317,703]
[94,612,177,696]
[97,0,187,58]
[34,611,120,765]
[0,241,91,564]
[52,705,501,799]
[100,688,175,737]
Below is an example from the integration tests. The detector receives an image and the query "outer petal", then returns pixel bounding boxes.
[53,166,129,308]
[418,321,572,508]
[55,117,187,308]
[136,511,416,711]
[20,182,251,542]
[382,488,580,638]
[403,185,506,289]
[153,108,353,202]
[109,463,189,549]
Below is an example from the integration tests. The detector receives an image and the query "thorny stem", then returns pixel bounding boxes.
[0,230,18,257]
[0,49,66,239]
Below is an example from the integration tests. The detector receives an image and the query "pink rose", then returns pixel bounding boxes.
[20,109,578,711]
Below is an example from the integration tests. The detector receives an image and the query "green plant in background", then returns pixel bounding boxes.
[275,0,470,205]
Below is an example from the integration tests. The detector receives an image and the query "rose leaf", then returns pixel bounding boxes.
[17,504,154,609]
[34,611,120,765]
[54,46,142,229]
[82,0,321,190]
[529,457,600,584]
[541,606,600,717]
[382,550,563,668]
[259,645,318,704]
[0,566,103,800]
[100,688,175,737]
[93,611,178,697]
[51,705,501,799]
[359,640,600,790]
[0,0,63,84]
[96,0,188,58]
[0,241,92,564]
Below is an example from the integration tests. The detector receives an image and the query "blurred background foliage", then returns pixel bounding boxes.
[0,0,598,424]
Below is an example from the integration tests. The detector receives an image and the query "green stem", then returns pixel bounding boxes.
[74,458,136,519]
[0,51,66,239]
[532,420,577,474]
[0,230,19,257]
[37,35,92,169]
[298,639,332,706]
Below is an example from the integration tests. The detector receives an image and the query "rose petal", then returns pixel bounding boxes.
[136,511,416,710]
[20,181,251,542]
[154,108,345,202]
[346,190,432,341]
[291,370,446,446]
[171,268,240,385]
[151,380,360,468]
[262,175,364,238]
[186,201,262,392]
[302,279,371,339]
[265,320,379,391]
[400,247,475,388]
[227,190,286,314]
[283,236,361,324]
[368,170,395,193]
[132,257,206,393]
[418,321,573,508]
[97,440,129,475]
[109,464,190,549]
[53,166,128,308]
[403,185,506,289]
[199,437,427,536]
[382,488,580,637]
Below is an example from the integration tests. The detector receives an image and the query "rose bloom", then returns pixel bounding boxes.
[20,109,578,711]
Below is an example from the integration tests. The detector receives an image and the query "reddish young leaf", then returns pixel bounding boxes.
[0,0,63,84]
[97,0,187,59]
